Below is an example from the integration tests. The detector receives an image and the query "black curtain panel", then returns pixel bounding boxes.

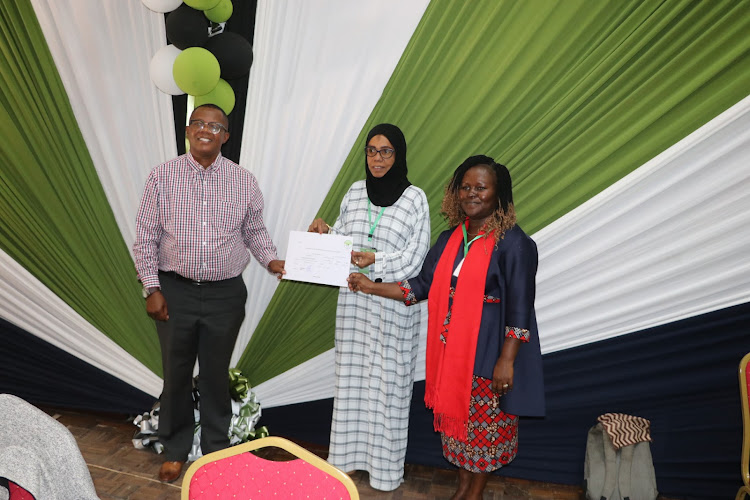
[262,301,750,500]
[170,0,258,163]
[0,318,156,414]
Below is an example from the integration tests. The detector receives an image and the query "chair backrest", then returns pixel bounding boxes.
[740,353,750,493]
[181,436,359,500]
[8,480,36,500]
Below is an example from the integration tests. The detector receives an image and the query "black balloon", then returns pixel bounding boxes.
[205,32,253,79]
[166,4,209,50]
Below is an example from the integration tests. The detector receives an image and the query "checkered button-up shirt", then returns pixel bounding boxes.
[133,153,278,288]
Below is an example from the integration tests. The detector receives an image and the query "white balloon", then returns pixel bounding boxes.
[141,0,183,14]
[150,45,184,96]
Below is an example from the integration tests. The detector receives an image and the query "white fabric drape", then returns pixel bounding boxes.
[234,0,430,367]
[29,0,177,247]
[534,94,750,353]
[0,249,162,397]
[253,350,335,408]
[254,304,428,408]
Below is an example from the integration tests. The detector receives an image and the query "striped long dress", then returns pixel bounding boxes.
[327,181,430,491]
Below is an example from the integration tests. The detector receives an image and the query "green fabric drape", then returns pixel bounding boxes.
[242,0,750,385]
[0,2,160,374]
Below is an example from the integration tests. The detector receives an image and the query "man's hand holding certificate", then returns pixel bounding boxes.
[283,230,354,287]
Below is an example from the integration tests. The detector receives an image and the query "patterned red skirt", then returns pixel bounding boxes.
[441,376,519,473]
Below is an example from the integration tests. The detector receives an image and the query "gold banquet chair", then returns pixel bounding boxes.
[738,352,750,500]
[182,436,359,500]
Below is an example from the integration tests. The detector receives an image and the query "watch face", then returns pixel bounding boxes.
[142,287,149,299]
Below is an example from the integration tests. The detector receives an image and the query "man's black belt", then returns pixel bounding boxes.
[159,270,237,286]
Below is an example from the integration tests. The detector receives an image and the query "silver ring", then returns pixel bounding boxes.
[502,383,509,388]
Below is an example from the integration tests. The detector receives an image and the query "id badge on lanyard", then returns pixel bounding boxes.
[453,257,465,277]
[455,222,483,277]
[360,200,384,276]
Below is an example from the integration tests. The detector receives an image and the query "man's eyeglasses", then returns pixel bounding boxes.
[189,120,228,134]
[364,146,395,159]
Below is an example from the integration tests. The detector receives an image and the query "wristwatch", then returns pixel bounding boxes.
[142,286,160,299]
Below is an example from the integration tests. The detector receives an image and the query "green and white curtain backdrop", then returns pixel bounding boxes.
[1,0,432,405]
[1,0,175,399]
[1,0,749,494]
[244,0,750,405]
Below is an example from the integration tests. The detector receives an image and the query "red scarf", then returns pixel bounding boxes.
[425,222,495,442]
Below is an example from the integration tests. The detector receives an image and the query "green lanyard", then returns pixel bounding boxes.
[367,200,386,243]
[462,221,483,255]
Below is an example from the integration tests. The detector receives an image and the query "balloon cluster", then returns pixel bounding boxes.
[143,0,253,115]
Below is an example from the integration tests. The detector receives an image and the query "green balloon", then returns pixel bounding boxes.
[204,0,232,23]
[183,0,220,9]
[194,79,236,115]
[173,47,220,96]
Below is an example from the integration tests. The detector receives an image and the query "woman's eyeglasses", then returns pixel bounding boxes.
[364,146,395,159]
[189,120,228,134]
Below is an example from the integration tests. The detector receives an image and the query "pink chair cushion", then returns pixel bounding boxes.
[8,481,35,500]
[188,452,351,500]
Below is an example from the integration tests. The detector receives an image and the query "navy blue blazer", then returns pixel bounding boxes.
[406,224,545,417]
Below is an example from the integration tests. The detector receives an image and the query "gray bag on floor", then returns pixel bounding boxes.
[583,423,658,500]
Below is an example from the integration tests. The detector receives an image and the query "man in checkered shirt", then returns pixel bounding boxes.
[133,104,284,483]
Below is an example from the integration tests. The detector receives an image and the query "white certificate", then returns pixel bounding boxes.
[283,231,354,287]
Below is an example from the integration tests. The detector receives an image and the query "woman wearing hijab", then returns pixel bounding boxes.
[347,155,545,499]
[308,123,430,491]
